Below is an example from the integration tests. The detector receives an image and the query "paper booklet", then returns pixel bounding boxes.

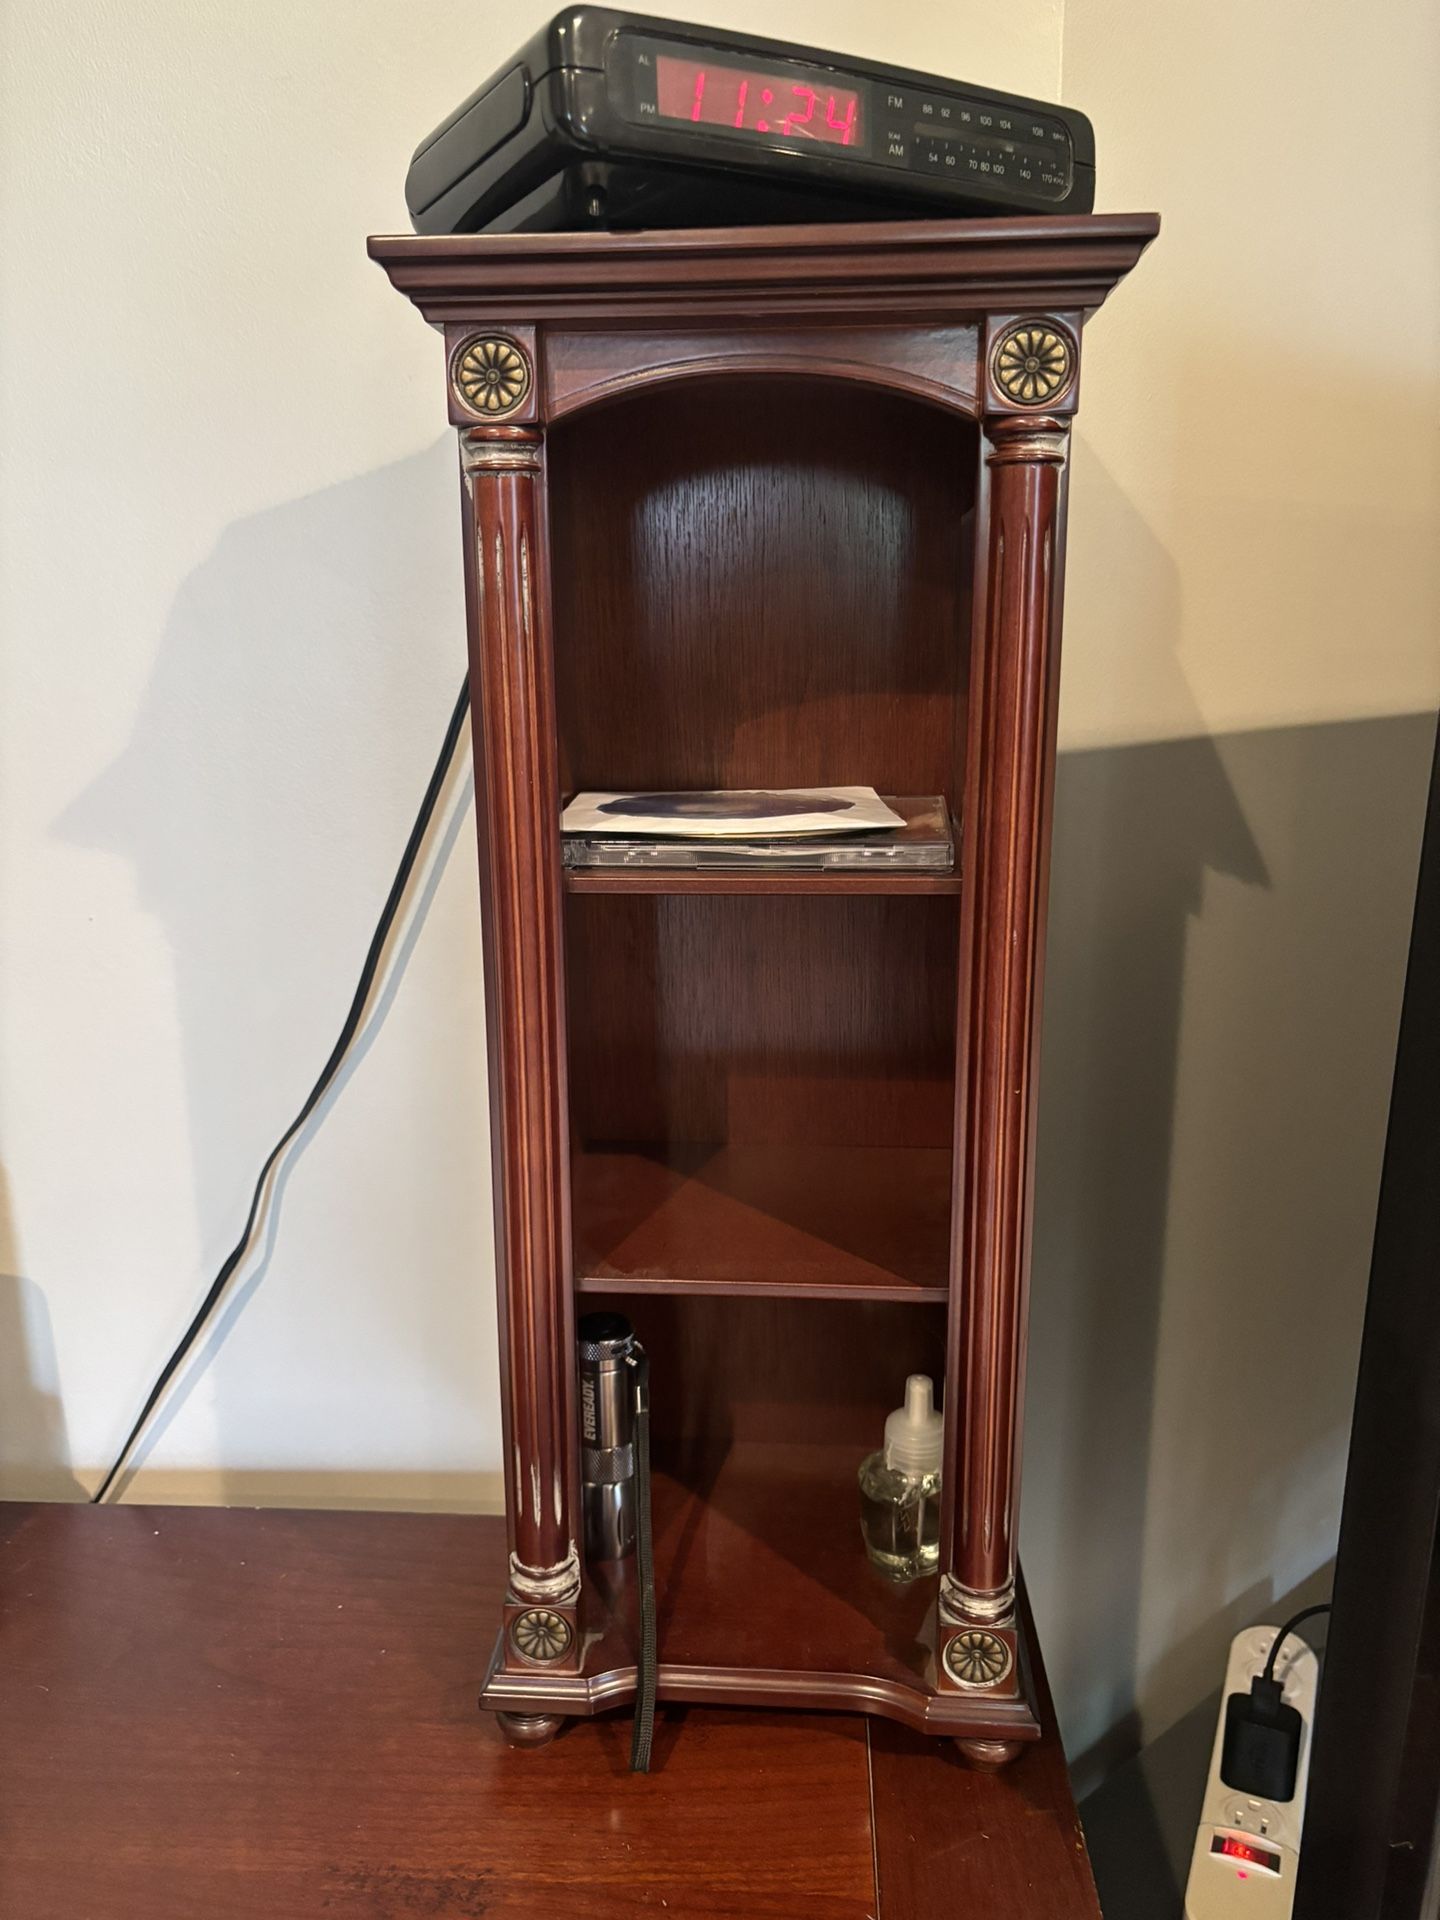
[560,786,906,840]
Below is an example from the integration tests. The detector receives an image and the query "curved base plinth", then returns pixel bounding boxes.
[496,1711,564,1749]
[479,1630,1041,1747]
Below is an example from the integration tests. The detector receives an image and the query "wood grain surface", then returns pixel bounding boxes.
[869,1591,1101,1918]
[0,1501,1098,1920]
[564,892,959,1154]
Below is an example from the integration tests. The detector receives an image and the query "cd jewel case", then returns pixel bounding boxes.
[561,785,903,837]
[562,794,955,872]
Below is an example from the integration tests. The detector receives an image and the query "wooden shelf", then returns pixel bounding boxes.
[573,1143,953,1301]
[565,866,960,896]
[563,796,959,896]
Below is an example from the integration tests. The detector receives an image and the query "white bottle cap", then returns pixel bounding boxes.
[883,1374,943,1476]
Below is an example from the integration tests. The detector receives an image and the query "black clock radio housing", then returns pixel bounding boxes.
[406,9,1096,233]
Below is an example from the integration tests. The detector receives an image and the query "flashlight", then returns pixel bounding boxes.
[577,1311,644,1561]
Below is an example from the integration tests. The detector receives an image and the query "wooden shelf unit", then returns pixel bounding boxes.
[371,212,1157,1763]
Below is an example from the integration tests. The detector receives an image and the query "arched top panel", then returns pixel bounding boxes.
[546,375,978,807]
[540,325,981,423]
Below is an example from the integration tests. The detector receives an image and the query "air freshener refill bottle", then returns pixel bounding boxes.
[859,1375,943,1580]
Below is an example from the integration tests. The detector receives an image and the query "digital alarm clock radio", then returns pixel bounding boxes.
[405,9,1096,233]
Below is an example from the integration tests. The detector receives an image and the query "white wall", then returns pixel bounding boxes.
[2,0,1437,1772]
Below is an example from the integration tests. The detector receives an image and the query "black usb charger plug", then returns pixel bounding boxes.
[1219,1603,1330,1803]
[1221,1674,1304,1801]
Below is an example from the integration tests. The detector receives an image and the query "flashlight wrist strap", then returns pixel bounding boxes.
[629,1348,656,1773]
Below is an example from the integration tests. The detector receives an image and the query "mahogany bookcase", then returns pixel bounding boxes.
[370,213,1156,1764]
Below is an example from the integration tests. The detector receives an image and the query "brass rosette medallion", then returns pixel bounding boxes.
[943,1628,1014,1689]
[992,322,1074,407]
[453,335,532,418]
[509,1607,573,1664]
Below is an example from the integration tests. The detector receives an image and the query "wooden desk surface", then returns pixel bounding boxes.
[0,1502,1098,1919]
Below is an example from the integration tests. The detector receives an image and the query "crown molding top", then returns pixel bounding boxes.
[368,212,1160,328]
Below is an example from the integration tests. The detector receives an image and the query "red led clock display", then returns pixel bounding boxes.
[656,54,862,148]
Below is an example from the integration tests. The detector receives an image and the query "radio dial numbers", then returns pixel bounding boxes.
[877,85,1072,198]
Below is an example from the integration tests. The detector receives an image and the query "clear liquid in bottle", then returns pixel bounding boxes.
[859,1452,941,1580]
[858,1374,943,1583]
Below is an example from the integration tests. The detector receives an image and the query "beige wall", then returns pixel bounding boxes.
[1025,0,1440,1769]
[1061,0,1440,747]
[2,0,1436,1775]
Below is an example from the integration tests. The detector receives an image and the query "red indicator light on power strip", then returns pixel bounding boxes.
[1211,1833,1282,1874]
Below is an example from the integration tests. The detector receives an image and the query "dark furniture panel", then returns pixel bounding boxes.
[1298,723,1440,1917]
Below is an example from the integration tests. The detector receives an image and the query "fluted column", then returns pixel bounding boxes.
[941,389,1071,1689]
[458,418,580,1628]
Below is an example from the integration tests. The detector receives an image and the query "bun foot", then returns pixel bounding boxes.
[497,1712,564,1749]
[955,1737,1024,1770]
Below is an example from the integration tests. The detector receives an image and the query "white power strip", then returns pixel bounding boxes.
[1183,1624,1320,1919]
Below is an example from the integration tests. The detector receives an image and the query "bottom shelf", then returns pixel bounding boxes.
[482,1440,1040,1741]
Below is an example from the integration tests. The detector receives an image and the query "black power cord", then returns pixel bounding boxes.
[1262,1602,1331,1687]
[92,679,472,1505]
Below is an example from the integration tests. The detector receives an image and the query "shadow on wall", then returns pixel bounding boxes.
[1024,448,1434,1787]
[1028,723,1259,1778]
[1,1166,83,1500]
[53,437,495,1503]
